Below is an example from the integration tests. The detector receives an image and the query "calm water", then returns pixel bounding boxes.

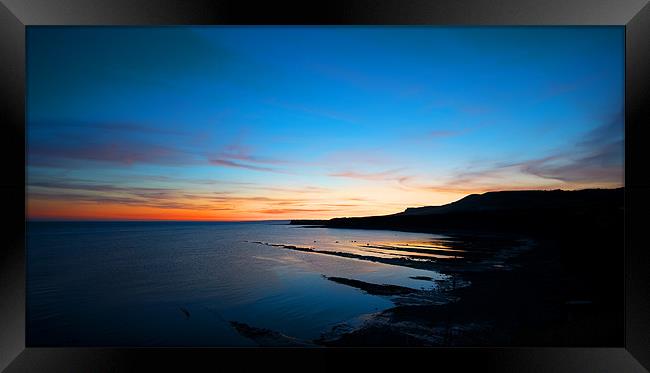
[27,221,448,346]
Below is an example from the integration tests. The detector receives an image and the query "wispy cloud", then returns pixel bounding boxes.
[241,185,330,194]
[29,178,321,204]
[257,208,336,215]
[217,142,288,165]
[475,110,622,184]
[403,110,624,193]
[28,182,229,211]
[28,141,195,167]
[329,168,410,182]
[27,119,201,168]
[29,121,186,136]
[534,72,602,103]
[207,139,293,173]
[208,159,279,172]
[511,113,624,183]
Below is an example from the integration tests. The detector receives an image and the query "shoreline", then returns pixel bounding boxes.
[235,217,622,346]
[237,233,536,346]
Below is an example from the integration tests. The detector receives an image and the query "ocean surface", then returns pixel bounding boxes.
[27,221,450,346]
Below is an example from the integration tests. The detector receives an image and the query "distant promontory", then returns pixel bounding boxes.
[291,188,624,234]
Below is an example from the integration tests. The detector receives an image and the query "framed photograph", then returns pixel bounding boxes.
[1,0,649,371]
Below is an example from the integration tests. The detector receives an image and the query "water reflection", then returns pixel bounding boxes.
[27,221,450,346]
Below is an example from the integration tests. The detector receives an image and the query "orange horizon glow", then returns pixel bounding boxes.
[27,182,623,221]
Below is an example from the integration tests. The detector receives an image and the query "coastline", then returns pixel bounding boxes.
[264,189,624,346]
[239,224,622,346]
[242,233,535,346]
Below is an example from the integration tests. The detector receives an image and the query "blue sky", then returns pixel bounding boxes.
[26,26,624,220]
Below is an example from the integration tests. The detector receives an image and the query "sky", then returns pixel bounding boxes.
[26,26,624,221]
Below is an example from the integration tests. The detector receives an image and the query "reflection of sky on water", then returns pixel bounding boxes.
[28,221,447,346]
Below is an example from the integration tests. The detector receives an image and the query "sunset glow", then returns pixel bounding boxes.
[27,27,624,221]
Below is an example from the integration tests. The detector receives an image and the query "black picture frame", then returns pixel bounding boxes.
[1,0,649,371]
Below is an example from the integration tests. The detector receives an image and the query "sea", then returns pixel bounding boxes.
[27,221,449,346]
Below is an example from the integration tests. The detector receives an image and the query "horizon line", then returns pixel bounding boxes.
[26,186,624,223]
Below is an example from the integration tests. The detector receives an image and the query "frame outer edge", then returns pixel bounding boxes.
[0,0,648,371]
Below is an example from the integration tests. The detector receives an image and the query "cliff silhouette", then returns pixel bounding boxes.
[291,188,624,234]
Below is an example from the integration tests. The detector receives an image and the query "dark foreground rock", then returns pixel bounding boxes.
[229,321,316,347]
[323,276,419,296]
